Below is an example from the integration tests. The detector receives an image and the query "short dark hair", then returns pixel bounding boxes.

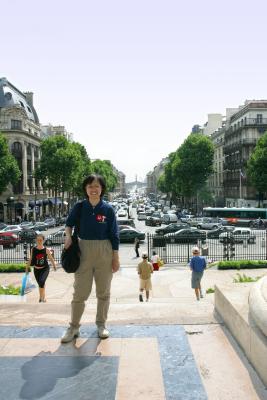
[82,174,106,198]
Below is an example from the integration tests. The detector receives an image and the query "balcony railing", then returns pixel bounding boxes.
[224,138,257,154]
[225,119,267,137]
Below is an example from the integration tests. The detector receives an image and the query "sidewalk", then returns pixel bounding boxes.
[0,266,267,399]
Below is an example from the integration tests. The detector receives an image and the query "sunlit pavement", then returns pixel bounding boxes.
[1,266,267,399]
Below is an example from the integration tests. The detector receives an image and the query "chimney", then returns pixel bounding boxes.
[24,91,33,106]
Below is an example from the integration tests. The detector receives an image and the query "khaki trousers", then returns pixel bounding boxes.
[70,239,113,328]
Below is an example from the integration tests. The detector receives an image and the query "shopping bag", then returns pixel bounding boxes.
[20,273,29,296]
[25,275,36,293]
[158,259,164,267]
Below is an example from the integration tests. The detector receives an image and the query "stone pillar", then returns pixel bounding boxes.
[31,145,35,191]
[22,142,29,193]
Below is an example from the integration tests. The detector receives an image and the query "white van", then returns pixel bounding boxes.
[162,213,178,224]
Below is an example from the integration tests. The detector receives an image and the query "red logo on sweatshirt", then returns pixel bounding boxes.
[96,214,106,223]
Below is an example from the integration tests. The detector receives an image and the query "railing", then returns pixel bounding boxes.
[1,232,267,265]
[147,231,267,264]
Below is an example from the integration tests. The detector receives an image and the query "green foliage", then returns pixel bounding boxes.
[157,173,168,193]
[0,263,28,272]
[35,136,85,193]
[206,287,215,294]
[0,285,21,295]
[217,260,267,270]
[247,131,267,194]
[0,132,21,194]
[91,160,118,192]
[233,273,261,283]
[159,135,214,200]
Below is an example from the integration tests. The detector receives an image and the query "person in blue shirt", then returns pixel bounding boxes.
[61,174,120,343]
[189,246,206,301]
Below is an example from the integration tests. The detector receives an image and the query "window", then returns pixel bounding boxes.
[11,120,22,130]
[256,114,263,123]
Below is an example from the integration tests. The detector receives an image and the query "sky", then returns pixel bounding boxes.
[2,0,267,182]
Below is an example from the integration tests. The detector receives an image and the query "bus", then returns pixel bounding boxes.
[203,207,267,227]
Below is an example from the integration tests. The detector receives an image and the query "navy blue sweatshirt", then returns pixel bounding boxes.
[66,199,119,250]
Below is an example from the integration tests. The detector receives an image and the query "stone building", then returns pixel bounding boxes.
[0,78,63,222]
[146,158,169,200]
[223,100,267,207]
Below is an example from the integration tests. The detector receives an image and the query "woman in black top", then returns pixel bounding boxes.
[26,234,57,302]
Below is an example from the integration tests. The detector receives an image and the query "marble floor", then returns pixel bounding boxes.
[0,325,207,400]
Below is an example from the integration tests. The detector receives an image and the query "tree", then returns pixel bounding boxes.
[35,136,86,215]
[175,134,214,199]
[91,160,118,193]
[0,133,21,194]
[247,132,267,202]
[159,134,214,209]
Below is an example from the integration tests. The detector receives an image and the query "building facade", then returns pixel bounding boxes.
[223,100,267,207]
[146,157,169,199]
[0,78,66,222]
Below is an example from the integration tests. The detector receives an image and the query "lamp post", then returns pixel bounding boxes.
[7,197,15,224]
[29,175,37,222]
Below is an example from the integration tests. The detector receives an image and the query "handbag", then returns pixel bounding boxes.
[61,235,81,273]
[61,202,83,273]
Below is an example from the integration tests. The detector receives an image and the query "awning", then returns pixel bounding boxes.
[48,198,62,205]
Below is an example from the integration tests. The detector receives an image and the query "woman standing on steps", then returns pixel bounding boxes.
[61,174,120,343]
[26,233,57,302]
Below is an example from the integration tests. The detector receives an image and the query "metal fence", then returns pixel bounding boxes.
[0,242,63,264]
[1,230,267,265]
[147,231,267,264]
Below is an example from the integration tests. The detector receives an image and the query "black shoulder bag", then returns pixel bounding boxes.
[61,201,83,273]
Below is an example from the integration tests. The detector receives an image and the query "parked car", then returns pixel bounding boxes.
[195,218,222,230]
[165,228,206,244]
[162,213,178,225]
[119,228,145,243]
[137,212,147,221]
[117,209,128,218]
[155,223,189,236]
[180,214,195,223]
[19,229,40,243]
[0,223,7,231]
[0,225,22,234]
[219,228,256,244]
[55,216,67,226]
[145,216,161,226]
[31,222,48,231]
[44,228,65,246]
[20,221,34,229]
[0,232,20,248]
[207,226,234,239]
[117,217,135,228]
[43,218,57,228]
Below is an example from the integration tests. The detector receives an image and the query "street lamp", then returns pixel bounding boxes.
[6,197,15,224]
[29,175,37,222]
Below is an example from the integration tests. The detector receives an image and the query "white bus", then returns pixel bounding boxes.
[203,207,267,227]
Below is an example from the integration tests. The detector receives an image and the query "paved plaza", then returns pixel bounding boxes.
[1,265,267,399]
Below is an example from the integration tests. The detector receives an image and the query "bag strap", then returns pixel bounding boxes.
[73,201,83,238]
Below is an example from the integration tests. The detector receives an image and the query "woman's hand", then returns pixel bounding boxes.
[64,235,72,249]
[112,258,120,273]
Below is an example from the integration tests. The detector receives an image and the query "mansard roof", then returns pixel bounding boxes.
[0,77,39,124]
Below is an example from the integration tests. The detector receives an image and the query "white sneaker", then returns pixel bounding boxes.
[61,326,80,343]
[98,326,109,339]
